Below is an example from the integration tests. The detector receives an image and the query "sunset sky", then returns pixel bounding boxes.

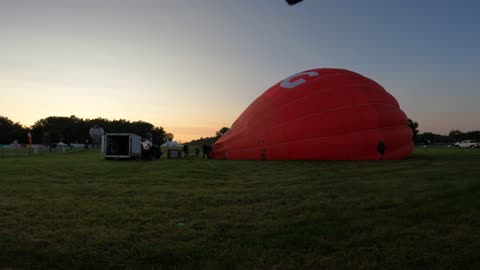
[1,0,479,141]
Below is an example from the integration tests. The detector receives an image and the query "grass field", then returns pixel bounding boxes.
[1,148,479,269]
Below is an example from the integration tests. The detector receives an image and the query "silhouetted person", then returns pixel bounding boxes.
[49,143,57,152]
[141,145,153,161]
[152,145,162,159]
[194,146,200,158]
[206,144,212,159]
[183,144,190,158]
[202,144,208,158]
[377,140,386,160]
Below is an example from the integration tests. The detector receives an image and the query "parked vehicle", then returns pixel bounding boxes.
[101,133,142,159]
[454,140,478,149]
[101,133,163,160]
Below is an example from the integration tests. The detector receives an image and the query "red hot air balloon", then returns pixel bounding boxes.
[213,68,414,160]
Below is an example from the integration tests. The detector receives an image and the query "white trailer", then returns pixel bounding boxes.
[101,133,142,159]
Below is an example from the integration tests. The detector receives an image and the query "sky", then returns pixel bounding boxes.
[1,0,479,141]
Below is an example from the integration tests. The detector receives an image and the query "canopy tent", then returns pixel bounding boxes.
[161,141,183,147]
[56,141,68,147]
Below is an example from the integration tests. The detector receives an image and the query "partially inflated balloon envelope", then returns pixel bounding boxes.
[213,68,414,160]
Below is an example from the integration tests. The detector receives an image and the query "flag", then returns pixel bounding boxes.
[28,132,32,145]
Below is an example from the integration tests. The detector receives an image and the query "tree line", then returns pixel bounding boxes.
[187,127,230,146]
[0,115,173,145]
[2,115,478,146]
[407,118,480,144]
[417,130,480,144]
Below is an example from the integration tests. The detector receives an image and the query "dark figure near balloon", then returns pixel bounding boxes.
[286,0,303,5]
[377,141,386,160]
[141,143,162,161]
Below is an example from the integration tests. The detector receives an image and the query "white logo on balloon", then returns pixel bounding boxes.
[280,71,319,89]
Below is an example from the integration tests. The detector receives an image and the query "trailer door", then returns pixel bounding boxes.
[131,135,142,158]
[101,135,106,154]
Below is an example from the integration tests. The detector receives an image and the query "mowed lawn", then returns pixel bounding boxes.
[1,148,479,269]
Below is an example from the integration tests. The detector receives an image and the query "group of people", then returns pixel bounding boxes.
[141,142,162,160]
[182,143,213,159]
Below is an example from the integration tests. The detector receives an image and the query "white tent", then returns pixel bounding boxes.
[56,141,68,147]
[161,141,183,147]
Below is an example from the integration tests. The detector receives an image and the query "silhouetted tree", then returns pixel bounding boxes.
[30,116,173,145]
[407,118,419,143]
[417,132,452,144]
[466,131,480,141]
[188,127,230,146]
[215,127,230,138]
[31,116,81,144]
[0,116,28,144]
[165,132,174,142]
[448,130,464,142]
[449,130,480,142]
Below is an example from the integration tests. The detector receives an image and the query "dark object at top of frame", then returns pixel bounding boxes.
[286,0,303,6]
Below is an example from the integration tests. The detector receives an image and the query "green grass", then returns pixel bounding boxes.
[1,148,479,269]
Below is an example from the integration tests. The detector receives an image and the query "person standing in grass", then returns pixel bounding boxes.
[183,143,190,158]
[206,144,212,159]
[377,140,386,160]
[194,146,200,158]
[202,144,208,158]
